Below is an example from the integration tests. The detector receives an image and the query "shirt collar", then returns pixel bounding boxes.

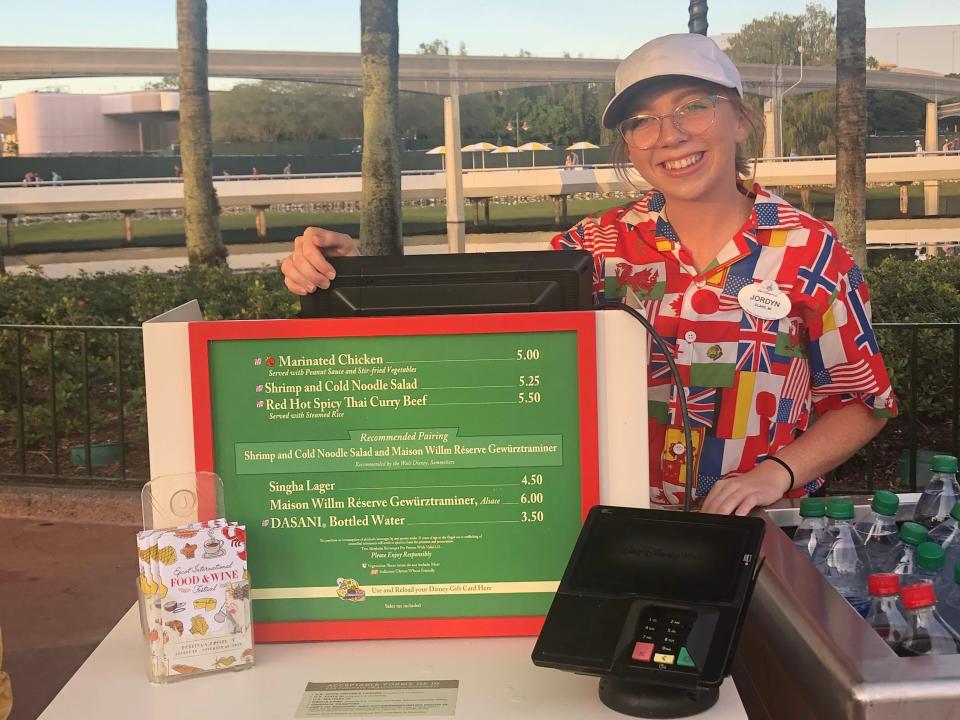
[618,182,804,238]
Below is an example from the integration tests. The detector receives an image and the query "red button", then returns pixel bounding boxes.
[632,642,655,662]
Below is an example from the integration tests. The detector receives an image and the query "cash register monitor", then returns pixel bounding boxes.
[298,250,594,317]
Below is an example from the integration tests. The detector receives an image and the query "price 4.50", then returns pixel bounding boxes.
[522,511,544,523]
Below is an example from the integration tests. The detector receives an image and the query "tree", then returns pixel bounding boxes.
[417,38,449,55]
[834,0,868,267]
[176,0,226,267]
[726,3,835,67]
[360,0,402,256]
[726,4,837,156]
[143,75,179,90]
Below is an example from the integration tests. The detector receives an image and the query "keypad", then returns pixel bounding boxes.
[630,606,697,671]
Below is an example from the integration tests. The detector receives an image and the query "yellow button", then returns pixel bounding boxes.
[656,240,673,251]
[654,653,675,665]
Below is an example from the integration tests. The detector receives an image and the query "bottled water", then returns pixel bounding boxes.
[812,498,871,615]
[928,500,960,573]
[938,560,960,633]
[895,583,960,657]
[864,573,909,651]
[913,542,950,596]
[854,490,900,573]
[889,522,929,583]
[914,455,960,529]
[792,498,827,558]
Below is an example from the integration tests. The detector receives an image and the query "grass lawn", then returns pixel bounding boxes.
[7,184,960,252]
[8,198,623,251]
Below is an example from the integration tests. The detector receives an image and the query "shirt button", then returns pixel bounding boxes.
[684,331,697,343]
[695,279,706,288]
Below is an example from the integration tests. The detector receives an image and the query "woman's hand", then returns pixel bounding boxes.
[699,462,791,516]
[281,227,360,295]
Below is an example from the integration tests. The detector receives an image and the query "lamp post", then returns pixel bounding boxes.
[688,0,708,35]
[505,112,529,147]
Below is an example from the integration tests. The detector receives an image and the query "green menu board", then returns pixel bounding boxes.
[189,313,598,640]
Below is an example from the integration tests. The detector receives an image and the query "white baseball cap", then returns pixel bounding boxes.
[601,33,743,129]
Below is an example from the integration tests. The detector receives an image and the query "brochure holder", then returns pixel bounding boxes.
[136,472,253,683]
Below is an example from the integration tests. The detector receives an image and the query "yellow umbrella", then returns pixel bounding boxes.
[519,141,552,167]
[566,141,600,166]
[425,145,446,169]
[462,142,498,168]
[489,145,520,168]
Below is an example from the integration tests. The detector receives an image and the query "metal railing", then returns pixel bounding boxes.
[3,151,959,188]
[0,324,143,485]
[856,322,960,493]
[1,321,957,493]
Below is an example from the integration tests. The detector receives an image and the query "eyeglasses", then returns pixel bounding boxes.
[616,95,730,150]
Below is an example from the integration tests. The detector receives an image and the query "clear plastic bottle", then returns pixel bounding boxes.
[864,573,909,651]
[928,500,960,573]
[913,542,949,596]
[938,560,960,633]
[914,455,960,530]
[793,498,827,558]
[889,521,929,582]
[812,498,871,615]
[854,490,900,573]
[895,583,960,657]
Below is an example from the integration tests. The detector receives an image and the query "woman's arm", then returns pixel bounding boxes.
[699,403,887,516]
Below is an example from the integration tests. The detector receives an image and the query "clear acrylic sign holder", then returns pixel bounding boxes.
[137,471,254,683]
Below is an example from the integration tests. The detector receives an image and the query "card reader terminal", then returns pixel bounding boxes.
[532,506,765,718]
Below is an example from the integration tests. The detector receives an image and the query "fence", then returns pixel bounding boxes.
[1,322,958,493]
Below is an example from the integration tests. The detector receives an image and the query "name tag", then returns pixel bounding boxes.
[738,280,791,320]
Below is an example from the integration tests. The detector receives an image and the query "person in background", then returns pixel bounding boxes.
[21,172,33,186]
[278,34,897,516]
[50,170,62,185]
[251,166,260,179]
[0,626,11,720]
[283,162,293,176]
[914,139,924,156]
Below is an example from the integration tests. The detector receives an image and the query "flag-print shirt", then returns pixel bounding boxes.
[551,183,898,506]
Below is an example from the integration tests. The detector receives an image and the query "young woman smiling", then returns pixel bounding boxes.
[280,33,898,516]
[553,33,897,514]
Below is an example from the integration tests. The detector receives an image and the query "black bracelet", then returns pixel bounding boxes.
[764,456,795,494]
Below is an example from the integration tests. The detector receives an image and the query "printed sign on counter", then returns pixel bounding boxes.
[188,313,599,640]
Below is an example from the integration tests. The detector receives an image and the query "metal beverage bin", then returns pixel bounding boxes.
[734,493,960,720]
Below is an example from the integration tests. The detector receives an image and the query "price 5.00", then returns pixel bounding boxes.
[516,349,541,360]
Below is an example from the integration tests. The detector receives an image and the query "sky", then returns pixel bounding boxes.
[2,0,960,95]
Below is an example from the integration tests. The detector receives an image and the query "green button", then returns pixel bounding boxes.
[677,647,696,668]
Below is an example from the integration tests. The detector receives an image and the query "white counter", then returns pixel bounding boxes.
[39,606,746,719]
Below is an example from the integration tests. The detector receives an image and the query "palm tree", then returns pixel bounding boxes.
[834,0,868,267]
[176,0,226,266]
[359,0,402,256]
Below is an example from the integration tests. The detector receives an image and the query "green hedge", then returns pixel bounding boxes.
[0,258,957,447]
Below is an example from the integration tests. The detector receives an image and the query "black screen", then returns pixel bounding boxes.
[568,514,752,604]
